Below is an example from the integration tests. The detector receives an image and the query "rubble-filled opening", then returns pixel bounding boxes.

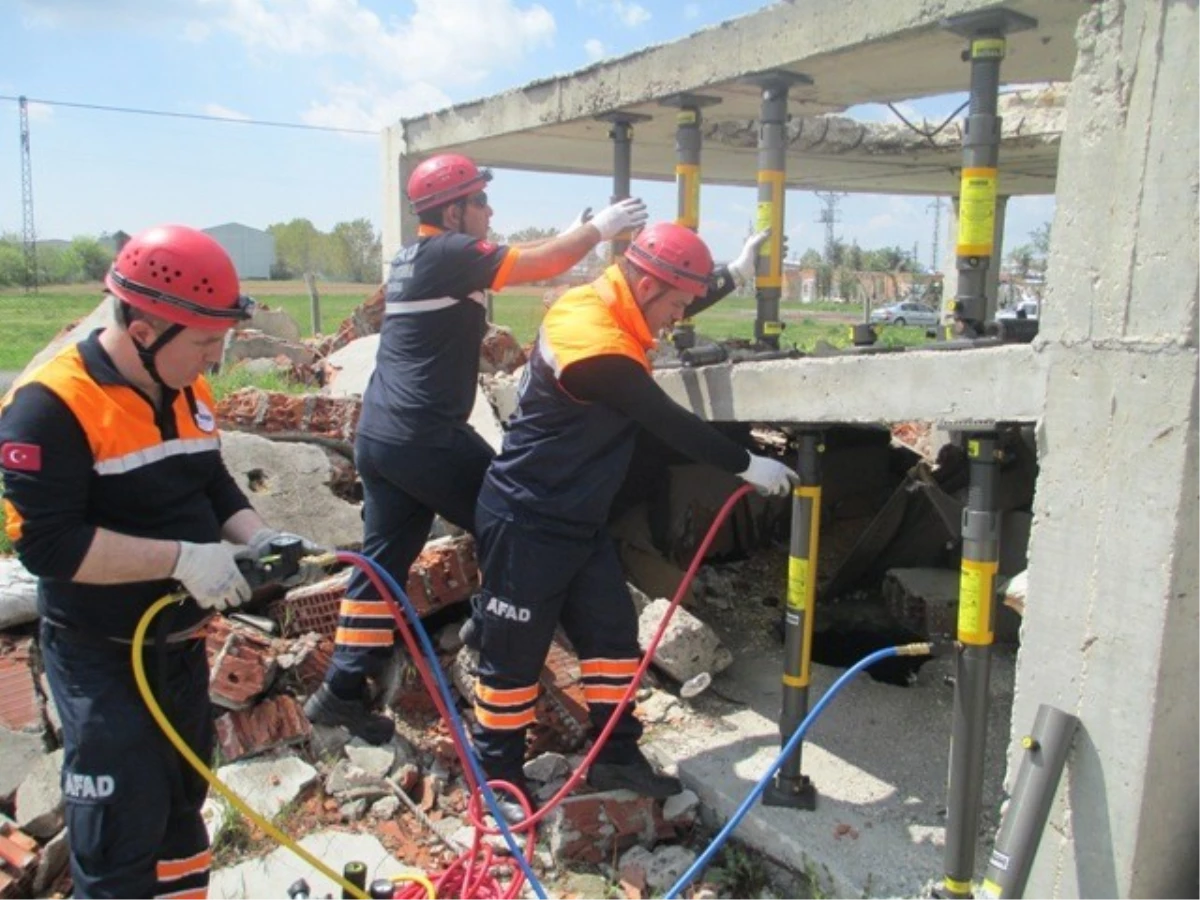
[609,421,1035,689]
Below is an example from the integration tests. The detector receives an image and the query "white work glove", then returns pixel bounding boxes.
[728,229,770,287]
[738,453,799,497]
[562,206,593,233]
[589,198,648,241]
[173,541,252,611]
[246,527,325,559]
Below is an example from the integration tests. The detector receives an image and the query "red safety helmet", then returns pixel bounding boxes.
[625,222,714,297]
[105,225,253,330]
[407,153,493,214]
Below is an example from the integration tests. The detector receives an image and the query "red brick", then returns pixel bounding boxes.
[0,638,39,733]
[0,833,35,874]
[479,325,527,375]
[547,791,672,864]
[272,571,352,638]
[530,637,591,755]
[214,695,312,763]
[204,619,280,710]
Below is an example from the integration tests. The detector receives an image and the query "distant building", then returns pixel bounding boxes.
[202,222,276,280]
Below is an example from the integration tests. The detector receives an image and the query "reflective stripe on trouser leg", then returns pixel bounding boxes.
[155,844,212,898]
[558,536,645,763]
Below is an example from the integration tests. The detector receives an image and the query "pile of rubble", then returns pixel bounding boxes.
[1,290,1036,898]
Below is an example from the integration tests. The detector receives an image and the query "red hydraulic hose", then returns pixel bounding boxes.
[340,482,754,898]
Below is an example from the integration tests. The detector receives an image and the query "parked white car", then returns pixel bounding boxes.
[996,299,1040,321]
[868,301,939,327]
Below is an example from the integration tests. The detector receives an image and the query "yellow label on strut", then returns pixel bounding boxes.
[957,167,997,257]
[958,557,998,644]
[788,557,809,611]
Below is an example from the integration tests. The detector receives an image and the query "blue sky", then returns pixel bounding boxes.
[0,0,1054,266]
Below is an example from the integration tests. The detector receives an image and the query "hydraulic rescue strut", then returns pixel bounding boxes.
[936,8,1037,897]
[763,429,823,810]
[745,71,809,350]
[660,91,720,352]
[594,111,650,260]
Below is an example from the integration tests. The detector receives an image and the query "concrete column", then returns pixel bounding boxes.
[983,194,1008,323]
[939,197,960,326]
[1013,1,1198,897]
[380,125,414,278]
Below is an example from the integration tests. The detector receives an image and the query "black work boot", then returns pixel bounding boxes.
[587,750,682,799]
[303,684,395,745]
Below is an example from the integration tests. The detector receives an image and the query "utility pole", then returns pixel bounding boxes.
[813,191,843,265]
[19,96,38,294]
[927,197,943,272]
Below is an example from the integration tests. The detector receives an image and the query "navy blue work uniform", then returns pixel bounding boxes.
[322,225,518,699]
[472,266,750,784]
[0,332,251,898]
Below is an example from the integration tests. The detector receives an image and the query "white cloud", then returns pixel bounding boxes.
[611,0,649,27]
[22,101,55,123]
[584,38,606,61]
[300,81,452,133]
[202,103,251,121]
[197,0,555,86]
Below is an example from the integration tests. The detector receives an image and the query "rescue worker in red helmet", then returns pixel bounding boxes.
[471,222,798,807]
[0,224,320,898]
[304,152,650,742]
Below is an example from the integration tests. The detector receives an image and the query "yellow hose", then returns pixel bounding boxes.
[133,594,435,900]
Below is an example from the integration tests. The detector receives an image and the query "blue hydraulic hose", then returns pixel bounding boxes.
[665,645,909,899]
[343,552,549,900]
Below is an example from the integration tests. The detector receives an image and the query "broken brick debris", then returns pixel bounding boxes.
[0,638,40,733]
[214,389,362,443]
[214,694,312,763]
[204,617,280,710]
[0,818,38,899]
[547,791,678,865]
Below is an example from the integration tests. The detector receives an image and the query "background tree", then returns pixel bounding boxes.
[328,218,381,283]
[268,218,324,278]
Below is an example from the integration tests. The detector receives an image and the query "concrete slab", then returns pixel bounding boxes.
[389,1,1079,191]
[645,639,1016,898]
[210,830,421,900]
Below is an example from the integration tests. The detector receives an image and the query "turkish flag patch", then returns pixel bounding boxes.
[1,442,42,472]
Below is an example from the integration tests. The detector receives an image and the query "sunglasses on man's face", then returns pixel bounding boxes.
[466,192,489,208]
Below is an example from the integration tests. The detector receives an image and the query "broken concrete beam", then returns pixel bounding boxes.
[0,638,40,733]
[545,790,677,865]
[214,695,312,763]
[224,331,317,369]
[204,617,280,710]
[15,750,64,840]
[637,598,733,685]
[219,430,364,551]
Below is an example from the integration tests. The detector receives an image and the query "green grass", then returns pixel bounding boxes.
[0,291,107,370]
[0,282,937,373]
[208,365,314,401]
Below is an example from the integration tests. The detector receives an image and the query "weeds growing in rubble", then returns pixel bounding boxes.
[709,840,769,898]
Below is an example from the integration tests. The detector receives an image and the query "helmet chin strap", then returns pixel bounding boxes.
[119,302,183,388]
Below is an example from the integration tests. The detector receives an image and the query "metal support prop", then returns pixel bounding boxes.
[661,93,720,351]
[763,429,821,809]
[746,72,809,349]
[978,705,1079,899]
[941,427,1003,897]
[594,112,651,259]
[942,8,1036,339]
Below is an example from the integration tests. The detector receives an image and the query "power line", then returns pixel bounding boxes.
[0,94,378,136]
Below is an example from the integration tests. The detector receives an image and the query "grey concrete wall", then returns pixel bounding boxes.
[1014,1,1199,896]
